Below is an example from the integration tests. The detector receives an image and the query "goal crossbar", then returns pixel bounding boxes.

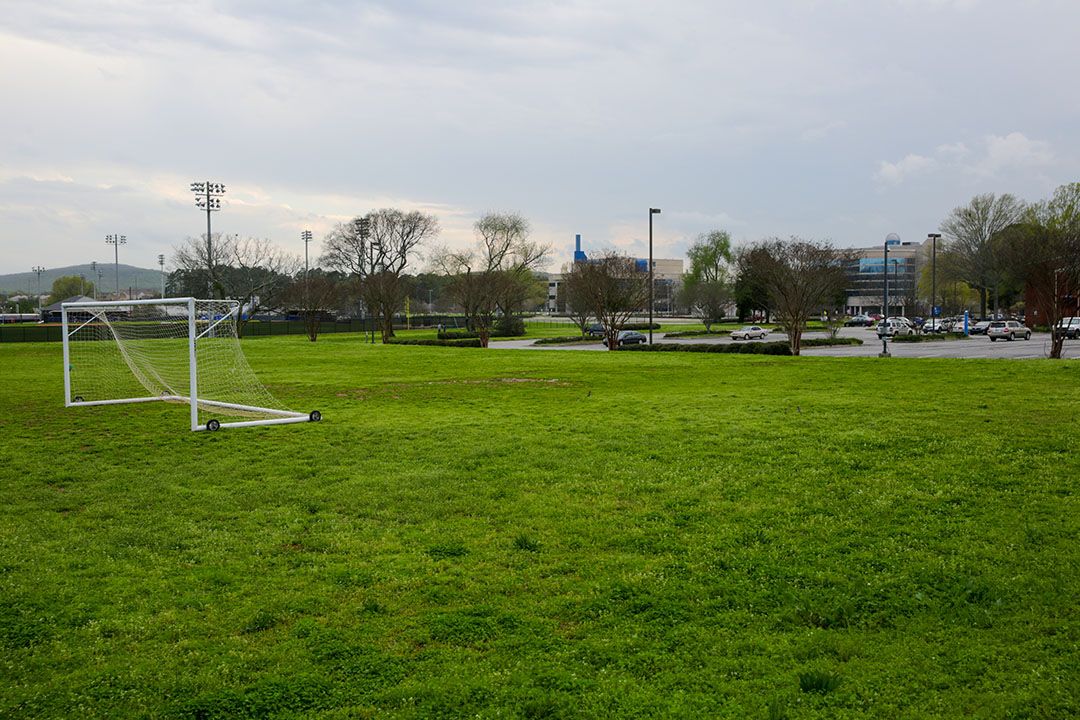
[61,297,320,431]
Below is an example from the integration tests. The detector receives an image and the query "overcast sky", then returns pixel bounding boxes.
[2,0,1078,275]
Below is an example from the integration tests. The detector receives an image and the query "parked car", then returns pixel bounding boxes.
[1057,317,1080,339]
[731,325,768,340]
[987,320,1031,341]
[617,330,647,346]
[845,314,873,327]
[876,319,916,337]
[970,320,992,335]
[586,323,606,338]
[922,319,947,333]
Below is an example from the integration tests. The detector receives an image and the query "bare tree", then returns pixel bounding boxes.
[282,270,352,342]
[563,252,648,350]
[320,209,439,342]
[172,234,299,337]
[996,182,1080,359]
[737,238,851,355]
[435,212,549,346]
[940,193,1026,318]
[559,263,592,336]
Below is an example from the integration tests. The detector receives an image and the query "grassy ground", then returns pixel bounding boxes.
[1,336,1078,718]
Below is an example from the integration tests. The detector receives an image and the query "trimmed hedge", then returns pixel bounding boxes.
[622,322,661,331]
[437,328,518,340]
[618,341,792,355]
[891,332,967,343]
[533,336,601,345]
[664,329,732,338]
[386,337,483,348]
[800,337,863,347]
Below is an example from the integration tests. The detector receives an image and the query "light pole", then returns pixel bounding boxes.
[927,233,940,323]
[190,181,226,297]
[356,216,374,343]
[158,254,166,298]
[648,208,661,343]
[90,261,102,300]
[880,236,891,357]
[302,230,313,311]
[105,234,126,297]
[32,266,45,312]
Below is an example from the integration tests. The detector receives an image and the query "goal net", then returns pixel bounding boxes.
[62,298,319,431]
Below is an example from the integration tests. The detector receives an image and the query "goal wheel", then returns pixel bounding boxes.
[309,410,322,422]
[206,419,221,431]
[73,396,84,403]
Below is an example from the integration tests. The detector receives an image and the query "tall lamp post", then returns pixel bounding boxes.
[880,235,892,357]
[105,234,126,298]
[190,181,226,297]
[32,266,45,312]
[648,208,661,344]
[158,254,166,298]
[927,233,941,323]
[302,230,313,311]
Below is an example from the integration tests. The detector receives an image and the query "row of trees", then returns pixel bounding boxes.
[168,210,550,345]
[938,183,1080,358]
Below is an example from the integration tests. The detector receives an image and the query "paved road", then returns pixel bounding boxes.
[493,327,1080,359]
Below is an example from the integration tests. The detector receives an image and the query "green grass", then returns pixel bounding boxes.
[1,336,1079,718]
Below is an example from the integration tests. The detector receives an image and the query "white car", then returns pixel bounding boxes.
[876,319,915,337]
[731,325,768,340]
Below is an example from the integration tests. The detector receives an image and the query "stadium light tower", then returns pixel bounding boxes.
[302,229,313,307]
[105,235,126,298]
[90,261,102,300]
[158,254,166,298]
[32,266,45,312]
[190,181,226,297]
[648,208,661,344]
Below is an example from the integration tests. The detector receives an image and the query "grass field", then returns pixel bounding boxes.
[1,336,1078,718]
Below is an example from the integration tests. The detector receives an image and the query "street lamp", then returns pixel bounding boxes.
[927,233,941,323]
[158,254,166,298]
[190,181,226,297]
[880,234,896,357]
[649,208,661,344]
[105,234,126,297]
[32,266,45,312]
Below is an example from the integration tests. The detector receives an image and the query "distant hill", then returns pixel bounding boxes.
[0,264,164,296]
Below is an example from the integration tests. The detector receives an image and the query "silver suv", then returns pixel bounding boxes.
[987,320,1031,341]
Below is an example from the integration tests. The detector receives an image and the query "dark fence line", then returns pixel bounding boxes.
[0,314,578,344]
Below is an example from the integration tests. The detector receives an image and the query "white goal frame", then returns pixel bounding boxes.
[62,297,314,431]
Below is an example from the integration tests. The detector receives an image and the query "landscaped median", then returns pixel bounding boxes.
[890,332,969,343]
[618,336,863,355]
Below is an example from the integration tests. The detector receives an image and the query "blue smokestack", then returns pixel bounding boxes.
[573,233,587,262]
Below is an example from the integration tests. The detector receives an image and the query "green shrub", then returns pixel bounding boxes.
[663,330,731,338]
[495,316,526,336]
[387,338,483,348]
[533,336,599,345]
[438,330,479,340]
[891,332,967,343]
[800,337,863,347]
[798,670,842,694]
[622,322,661,330]
[618,342,792,356]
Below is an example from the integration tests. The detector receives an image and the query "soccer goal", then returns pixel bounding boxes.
[61,298,321,431]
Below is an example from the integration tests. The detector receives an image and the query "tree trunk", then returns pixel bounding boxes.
[478,328,490,348]
[790,327,802,356]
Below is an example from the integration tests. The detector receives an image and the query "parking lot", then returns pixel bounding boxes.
[496,326,1078,359]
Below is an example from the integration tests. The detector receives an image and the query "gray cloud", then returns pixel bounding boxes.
[1,0,1079,273]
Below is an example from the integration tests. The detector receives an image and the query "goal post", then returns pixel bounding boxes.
[61,297,321,431]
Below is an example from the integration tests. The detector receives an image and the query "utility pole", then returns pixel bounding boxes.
[90,261,102,300]
[190,181,226,297]
[105,234,126,297]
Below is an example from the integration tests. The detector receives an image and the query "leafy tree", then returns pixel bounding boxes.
[435,213,548,347]
[45,275,94,305]
[321,209,439,342]
[940,193,1026,318]
[737,237,851,355]
[682,230,734,330]
[733,246,772,321]
[995,182,1080,358]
